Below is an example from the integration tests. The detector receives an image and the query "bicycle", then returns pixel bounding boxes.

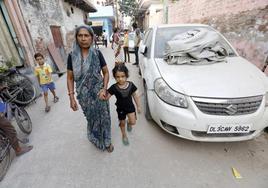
[0,66,36,105]
[0,123,29,181]
[0,129,11,181]
[0,87,32,134]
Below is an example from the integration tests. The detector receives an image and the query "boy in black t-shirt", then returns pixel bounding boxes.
[105,64,141,145]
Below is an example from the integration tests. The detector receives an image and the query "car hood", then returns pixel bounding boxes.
[155,57,268,98]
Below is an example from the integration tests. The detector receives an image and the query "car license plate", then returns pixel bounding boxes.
[207,124,251,134]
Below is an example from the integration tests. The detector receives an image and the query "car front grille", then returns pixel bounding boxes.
[192,95,263,116]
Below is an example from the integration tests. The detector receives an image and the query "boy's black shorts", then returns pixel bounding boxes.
[116,106,135,120]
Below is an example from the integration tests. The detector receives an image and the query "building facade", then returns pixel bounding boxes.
[0,0,34,68]
[89,5,115,40]
[18,0,96,71]
[1,0,96,71]
[0,0,96,95]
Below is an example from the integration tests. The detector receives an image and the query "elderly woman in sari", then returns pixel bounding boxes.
[67,25,114,152]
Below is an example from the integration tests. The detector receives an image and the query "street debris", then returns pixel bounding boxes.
[232,167,242,179]
[248,149,255,157]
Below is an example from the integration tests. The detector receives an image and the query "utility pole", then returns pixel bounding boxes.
[114,0,119,28]
[163,0,168,24]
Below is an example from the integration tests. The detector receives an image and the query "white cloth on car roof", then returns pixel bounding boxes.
[164,28,228,65]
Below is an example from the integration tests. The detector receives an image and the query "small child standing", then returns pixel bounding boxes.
[106,64,141,145]
[34,53,59,112]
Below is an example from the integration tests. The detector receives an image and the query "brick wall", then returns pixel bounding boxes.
[65,30,75,54]
[18,0,87,67]
[60,1,86,52]
[147,4,164,28]
[19,0,63,57]
[169,0,268,72]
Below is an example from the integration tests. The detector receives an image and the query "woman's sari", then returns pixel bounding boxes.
[71,44,111,150]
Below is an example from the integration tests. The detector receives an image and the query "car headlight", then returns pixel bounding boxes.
[154,78,188,108]
[265,92,268,107]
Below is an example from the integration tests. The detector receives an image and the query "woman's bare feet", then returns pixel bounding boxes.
[106,144,114,153]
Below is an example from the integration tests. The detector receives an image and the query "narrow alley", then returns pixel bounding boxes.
[1,47,268,188]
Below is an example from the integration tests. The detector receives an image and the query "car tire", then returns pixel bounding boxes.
[144,82,152,120]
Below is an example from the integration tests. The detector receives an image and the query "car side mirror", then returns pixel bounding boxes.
[139,44,147,55]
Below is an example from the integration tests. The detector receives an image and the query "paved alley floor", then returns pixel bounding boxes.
[1,47,268,188]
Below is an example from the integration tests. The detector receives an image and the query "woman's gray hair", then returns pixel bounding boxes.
[75,25,94,39]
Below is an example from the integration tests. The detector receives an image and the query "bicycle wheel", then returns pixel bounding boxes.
[14,106,32,134]
[0,135,11,181]
[5,73,36,105]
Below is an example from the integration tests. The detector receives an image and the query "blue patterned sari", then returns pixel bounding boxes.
[71,41,111,150]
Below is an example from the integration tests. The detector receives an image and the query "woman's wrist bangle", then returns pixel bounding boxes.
[68,91,75,96]
[98,88,106,95]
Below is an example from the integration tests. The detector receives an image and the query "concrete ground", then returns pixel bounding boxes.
[1,47,268,188]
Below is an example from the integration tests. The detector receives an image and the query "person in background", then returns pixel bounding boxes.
[94,34,99,49]
[132,23,141,66]
[110,32,114,49]
[0,115,33,156]
[113,28,124,65]
[123,29,130,63]
[34,53,59,112]
[102,30,108,48]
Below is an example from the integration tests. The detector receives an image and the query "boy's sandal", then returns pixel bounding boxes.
[106,144,114,153]
[45,106,51,112]
[54,96,59,103]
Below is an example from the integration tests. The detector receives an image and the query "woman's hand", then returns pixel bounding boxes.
[70,97,78,111]
[98,89,107,100]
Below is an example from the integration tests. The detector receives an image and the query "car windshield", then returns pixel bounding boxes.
[154,26,236,58]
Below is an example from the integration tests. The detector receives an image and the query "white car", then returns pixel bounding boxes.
[139,24,268,142]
